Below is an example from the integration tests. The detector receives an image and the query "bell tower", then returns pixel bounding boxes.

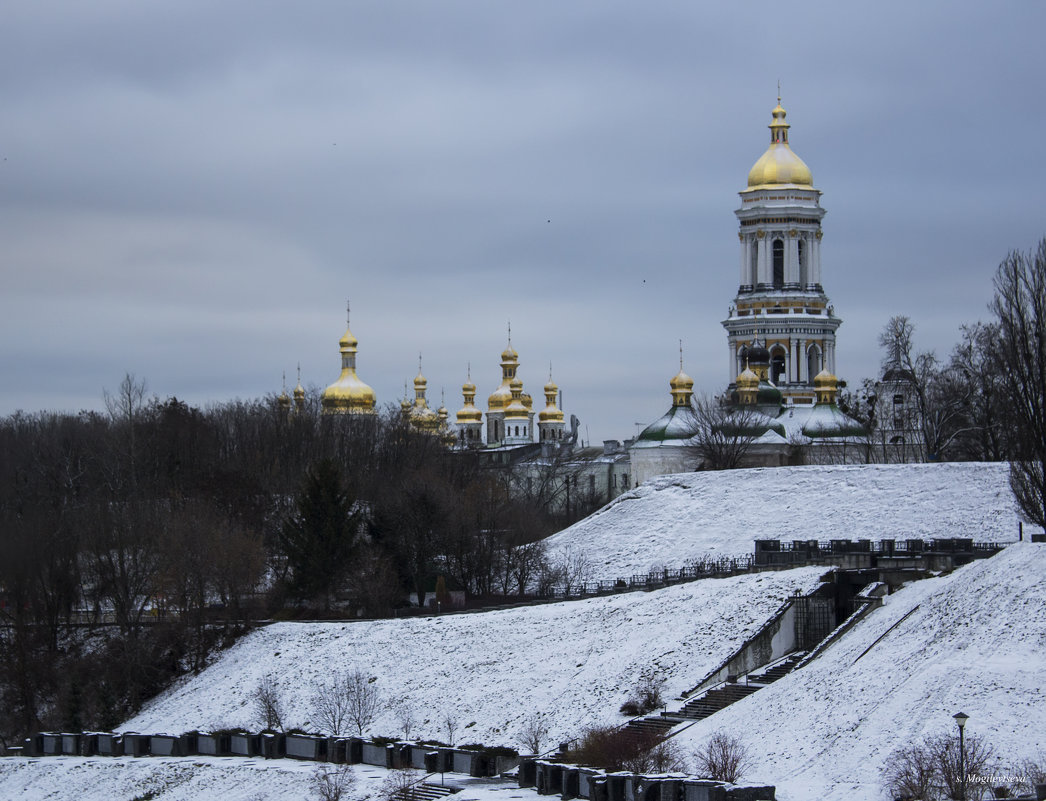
[721,97,841,404]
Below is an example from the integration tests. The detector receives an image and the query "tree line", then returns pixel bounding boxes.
[0,386,577,744]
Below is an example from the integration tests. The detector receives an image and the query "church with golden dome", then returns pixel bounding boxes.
[629,96,865,483]
[320,305,377,415]
[722,96,840,398]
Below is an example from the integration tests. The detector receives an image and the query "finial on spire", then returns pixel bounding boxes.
[346,300,351,327]
[549,361,553,382]
[297,363,301,384]
[467,361,471,381]
[777,79,781,104]
[418,352,423,374]
[507,320,512,347]
[679,339,684,370]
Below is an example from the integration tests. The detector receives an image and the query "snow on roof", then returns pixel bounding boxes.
[544,462,1020,581]
[672,542,1046,801]
[631,404,700,447]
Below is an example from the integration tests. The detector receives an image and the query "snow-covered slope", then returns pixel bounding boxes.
[672,542,1046,801]
[547,462,1020,580]
[123,567,825,745]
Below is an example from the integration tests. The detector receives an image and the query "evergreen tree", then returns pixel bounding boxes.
[279,459,360,610]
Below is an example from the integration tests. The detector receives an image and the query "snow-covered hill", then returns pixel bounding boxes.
[2,462,1040,801]
[671,541,1046,800]
[123,567,825,744]
[546,462,1021,580]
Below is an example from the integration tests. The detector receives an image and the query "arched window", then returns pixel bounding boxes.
[807,345,821,383]
[770,346,787,384]
[772,239,784,287]
[798,240,807,285]
[749,240,758,286]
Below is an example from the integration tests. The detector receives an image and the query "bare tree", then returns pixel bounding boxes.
[990,239,1046,531]
[693,732,753,784]
[252,676,285,731]
[395,700,416,741]
[312,668,380,736]
[312,765,356,801]
[443,711,459,746]
[519,711,549,755]
[689,395,759,470]
[345,668,381,736]
[877,316,973,461]
[882,733,995,801]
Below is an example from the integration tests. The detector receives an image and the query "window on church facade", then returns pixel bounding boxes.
[798,240,807,284]
[772,239,784,287]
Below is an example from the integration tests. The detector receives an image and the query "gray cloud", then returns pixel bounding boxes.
[1,1,1043,441]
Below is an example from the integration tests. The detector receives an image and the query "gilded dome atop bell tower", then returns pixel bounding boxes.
[746,97,813,189]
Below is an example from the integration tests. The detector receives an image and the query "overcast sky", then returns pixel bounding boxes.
[2,2,1044,442]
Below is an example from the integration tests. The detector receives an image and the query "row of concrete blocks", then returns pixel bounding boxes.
[520,760,775,801]
[20,732,520,777]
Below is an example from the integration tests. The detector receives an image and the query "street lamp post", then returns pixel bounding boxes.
[954,712,969,801]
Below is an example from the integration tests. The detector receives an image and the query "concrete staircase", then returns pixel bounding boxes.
[395,782,461,801]
[673,651,806,721]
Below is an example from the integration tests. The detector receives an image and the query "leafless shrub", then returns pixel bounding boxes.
[620,671,665,716]
[519,711,550,755]
[882,733,995,801]
[312,765,356,801]
[648,738,688,774]
[252,675,285,731]
[312,667,382,736]
[379,766,422,801]
[565,725,664,772]
[693,732,753,784]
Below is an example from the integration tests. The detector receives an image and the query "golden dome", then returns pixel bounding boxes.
[501,345,519,362]
[737,365,760,390]
[462,379,476,394]
[813,368,838,389]
[746,100,813,189]
[670,370,694,390]
[321,323,377,414]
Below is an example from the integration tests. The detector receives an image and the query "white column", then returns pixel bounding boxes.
[757,238,768,285]
[787,238,799,284]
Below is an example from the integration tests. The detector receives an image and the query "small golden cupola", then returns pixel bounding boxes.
[813,368,839,405]
[321,303,377,415]
[537,367,566,442]
[293,365,306,414]
[736,360,760,405]
[409,356,441,433]
[488,326,519,413]
[277,372,292,414]
[670,345,695,408]
[455,365,484,446]
[746,96,813,189]
[456,366,483,425]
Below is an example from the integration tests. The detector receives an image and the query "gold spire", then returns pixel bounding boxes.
[457,363,483,424]
[670,341,694,408]
[539,363,564,424]
[736,357,759,405]
[408,355,440,432]
[746,96,813,189]
[489,327,519,411]
[321,302,376,414]
[277,371,292,411]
